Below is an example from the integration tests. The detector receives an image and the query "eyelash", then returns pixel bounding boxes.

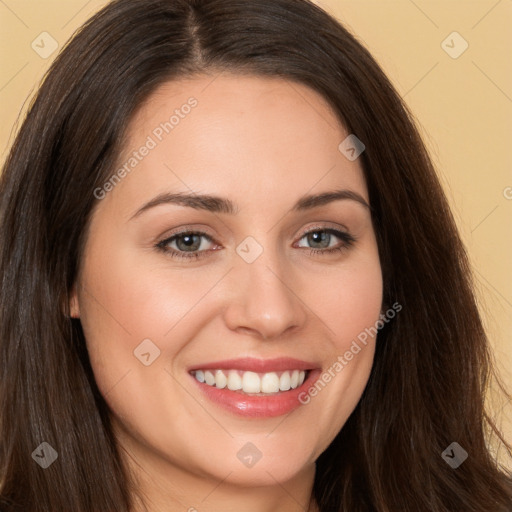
[155,227,357,261]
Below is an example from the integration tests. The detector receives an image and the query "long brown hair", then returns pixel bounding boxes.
[0,0,510,510]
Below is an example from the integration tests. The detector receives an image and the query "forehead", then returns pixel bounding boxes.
[103,73,368,218]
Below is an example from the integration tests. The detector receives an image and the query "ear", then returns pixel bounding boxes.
[69,283,80,318]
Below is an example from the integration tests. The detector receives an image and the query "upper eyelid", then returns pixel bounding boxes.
[163,221,351,239]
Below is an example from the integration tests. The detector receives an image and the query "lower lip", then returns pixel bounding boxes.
[190,369,322,418]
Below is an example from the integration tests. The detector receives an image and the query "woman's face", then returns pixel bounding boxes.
[71,74,382,492]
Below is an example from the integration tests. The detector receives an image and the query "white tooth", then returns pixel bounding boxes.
[279,371,291,391]
[215,369,227,389]
[200,369,306,393]
[290,370,299,389]
[227,370,242,391]
[242,371,261,393]
[204,370,215,386]
[261,372,280,393]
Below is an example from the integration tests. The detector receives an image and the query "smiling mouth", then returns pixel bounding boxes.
[190,369,310,396]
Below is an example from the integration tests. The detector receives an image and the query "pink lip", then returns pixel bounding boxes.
[188,356,318,373]
[188,357,322,418]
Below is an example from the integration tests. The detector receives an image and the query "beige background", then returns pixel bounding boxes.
[1,0,511,467]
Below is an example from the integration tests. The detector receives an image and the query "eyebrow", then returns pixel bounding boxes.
[129,188,370,220]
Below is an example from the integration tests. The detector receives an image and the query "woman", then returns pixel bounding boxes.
[0,0,510,510]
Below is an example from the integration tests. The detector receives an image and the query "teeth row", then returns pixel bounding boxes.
[193,369,307,393]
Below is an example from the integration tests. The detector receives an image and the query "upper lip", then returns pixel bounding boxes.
[188,357,319,373]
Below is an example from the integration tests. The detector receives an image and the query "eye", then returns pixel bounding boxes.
[295,228,356,256]
[156,231,217,260]
[155,227,357,261]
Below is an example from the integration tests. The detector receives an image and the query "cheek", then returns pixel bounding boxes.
[310,247,383,346]
[78,239,201,346]
[80,226,382,384]
[297,249,382,450]
[327,268,382,344]
[76,242,168,392]
[76,235,227,412]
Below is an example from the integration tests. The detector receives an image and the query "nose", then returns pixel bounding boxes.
[222,246,307,340]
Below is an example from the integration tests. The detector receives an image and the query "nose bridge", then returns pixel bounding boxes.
[223,237,306,339]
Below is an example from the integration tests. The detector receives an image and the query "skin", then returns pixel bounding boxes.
[70,73,383,512]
